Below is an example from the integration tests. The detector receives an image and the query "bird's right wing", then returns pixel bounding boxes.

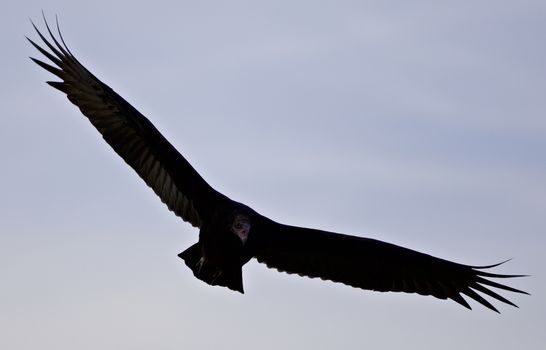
[28,18,229,228]
[254,222,528,312]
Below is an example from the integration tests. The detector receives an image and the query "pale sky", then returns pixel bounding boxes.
[1,1,545,349]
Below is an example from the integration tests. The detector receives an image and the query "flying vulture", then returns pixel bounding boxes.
[28,17,528,313]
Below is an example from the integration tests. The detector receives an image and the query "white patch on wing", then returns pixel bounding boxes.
[231,215,251,244]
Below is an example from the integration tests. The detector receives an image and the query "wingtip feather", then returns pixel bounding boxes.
[46,81,69,93]
[449,293,472,310]
[30,57,64,78]
[462,288,500,313]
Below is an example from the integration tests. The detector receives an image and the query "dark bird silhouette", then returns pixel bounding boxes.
[28,17,528,313]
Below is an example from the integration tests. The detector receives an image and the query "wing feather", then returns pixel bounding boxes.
[29,17,229,227]
[254,222,527,312]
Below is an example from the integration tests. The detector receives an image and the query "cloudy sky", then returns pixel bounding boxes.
[1,1,545,349]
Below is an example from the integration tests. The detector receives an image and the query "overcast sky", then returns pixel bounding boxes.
[1,1,545,349]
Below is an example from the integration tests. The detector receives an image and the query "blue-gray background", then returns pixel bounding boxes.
[1,1,544,349]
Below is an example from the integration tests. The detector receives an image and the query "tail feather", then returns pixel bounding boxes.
[178,242,202,271]
[178,243,244,293]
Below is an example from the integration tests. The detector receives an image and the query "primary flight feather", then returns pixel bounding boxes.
[28,17,527,313]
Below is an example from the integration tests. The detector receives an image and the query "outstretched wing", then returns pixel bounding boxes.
[254,222,527,312]
[28,17,229,228]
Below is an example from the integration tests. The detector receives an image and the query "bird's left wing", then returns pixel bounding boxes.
[28,18,230,228]
[253,221,527,312]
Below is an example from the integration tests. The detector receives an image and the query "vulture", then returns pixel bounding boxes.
[28,17,528,313]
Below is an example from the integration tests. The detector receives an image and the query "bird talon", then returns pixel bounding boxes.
[196,257,205,276]
[211,271,223,284]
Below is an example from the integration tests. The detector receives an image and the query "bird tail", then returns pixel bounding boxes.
[178,243,244,294]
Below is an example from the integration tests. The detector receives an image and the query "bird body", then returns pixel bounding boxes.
[28,16,527,313]
[180,203,257,293]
